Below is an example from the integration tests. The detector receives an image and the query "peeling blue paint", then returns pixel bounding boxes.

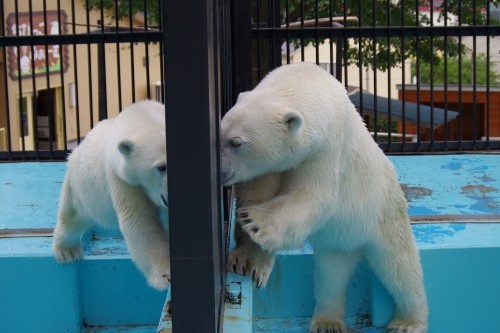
[391,155,500,215]
[413,224,467,245]
[408,206,440,215]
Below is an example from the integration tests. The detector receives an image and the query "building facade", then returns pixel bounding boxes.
[0,1,162,152]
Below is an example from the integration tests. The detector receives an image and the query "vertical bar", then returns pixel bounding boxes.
[458,1,463,148]
[14,0,26,154]
[342,0,348,85]
[472,0,478,146]
[285,0,291,64]
[85,0,95,128]
[231,0,252,99]
[314,0,319,65]
[415,0,421,150]
[163,1,223,332]
[486,0,491,147]
[443,0,449,148]
[42,0,54,154]
[129,0,136,103]
[371,0,377,143]
[386,0,392,150]
[269,0,281,69]
[0,1,13,155]
[300,0,305,61]
[57,0,68,152]
[400,0,406,150]
[429,0,435,147]
[357,0,363,119]
[143,0,151,99]
[115,0,123,111]
[70,0,81,145]
[98,41,107,120]
[28,0,40,156]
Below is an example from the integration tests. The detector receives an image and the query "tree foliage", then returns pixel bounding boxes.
[412,53,500,85]
[87,0,159,25]
[87,0,499,71]
[282,0,499,70]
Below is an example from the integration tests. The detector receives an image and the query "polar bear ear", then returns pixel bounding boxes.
[118,140,135,157]
[282,111,303,133]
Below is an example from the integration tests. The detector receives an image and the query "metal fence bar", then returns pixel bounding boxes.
[163,1,224,332]
[247,0,500,153]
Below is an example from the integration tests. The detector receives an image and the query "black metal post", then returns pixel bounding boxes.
[163,1,224,332]
[97,41,107,121]
[231,0,253,100]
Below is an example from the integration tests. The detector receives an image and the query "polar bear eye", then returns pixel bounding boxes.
[156,163,167,173]
[229,137,242,148]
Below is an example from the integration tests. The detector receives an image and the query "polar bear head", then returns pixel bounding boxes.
[220,63,353,186]
[220,90,306,186]
[112,100,168,208]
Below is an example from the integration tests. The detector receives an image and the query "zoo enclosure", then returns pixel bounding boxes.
[234,0,500,152]
[1,1,500,333]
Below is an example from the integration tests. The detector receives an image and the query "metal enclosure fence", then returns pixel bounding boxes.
[233,0,500,152]
[0,0,231,332]
[0,0,165,160]
[2,1,500,332]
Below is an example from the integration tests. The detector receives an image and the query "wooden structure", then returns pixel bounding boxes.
[397,85,500,142]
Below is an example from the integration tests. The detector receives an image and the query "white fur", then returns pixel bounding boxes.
[221,63,428,333]
[53,100,170,291]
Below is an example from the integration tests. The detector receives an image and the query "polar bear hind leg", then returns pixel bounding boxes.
[365,239,428,333]
[309,249,362,333]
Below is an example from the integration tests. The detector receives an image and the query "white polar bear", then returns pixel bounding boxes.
[221,63,428,333]
[53,100,170,291]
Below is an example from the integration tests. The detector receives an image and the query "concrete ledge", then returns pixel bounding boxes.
[224,223,500,333]
[0,236,166,333]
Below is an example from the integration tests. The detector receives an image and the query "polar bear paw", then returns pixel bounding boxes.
[53,245,83,264]
[308,317,347,333]
[147,271,171,291]
[227,245,275,288]
[386,319,427,333]
[237,207,281,251]
[148,261,170,290]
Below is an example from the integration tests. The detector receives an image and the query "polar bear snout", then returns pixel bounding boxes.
[221,169,235,186]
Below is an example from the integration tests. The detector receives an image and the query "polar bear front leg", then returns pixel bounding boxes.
[227,222,275,288]
[237,191,321,251]
[53,180,91,263]
[112,181,170,291]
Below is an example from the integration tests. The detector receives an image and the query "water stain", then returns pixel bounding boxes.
[401,184,433,202]
[460,185,498,195]
[476,175,496,183]
[460,184,499,213]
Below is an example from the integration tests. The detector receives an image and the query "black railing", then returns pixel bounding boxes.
[2,2,500,333]
[236,0,500,153]
[0,1,230,332]
[0,1,163,161]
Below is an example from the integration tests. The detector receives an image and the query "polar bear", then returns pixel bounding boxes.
[221,63,428,333]
[53,100,170,291]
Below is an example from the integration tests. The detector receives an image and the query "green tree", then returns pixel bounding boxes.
[87,0,159,25]
[88,0,499,71]
[412,53,500,85]
[283,0,498,71]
